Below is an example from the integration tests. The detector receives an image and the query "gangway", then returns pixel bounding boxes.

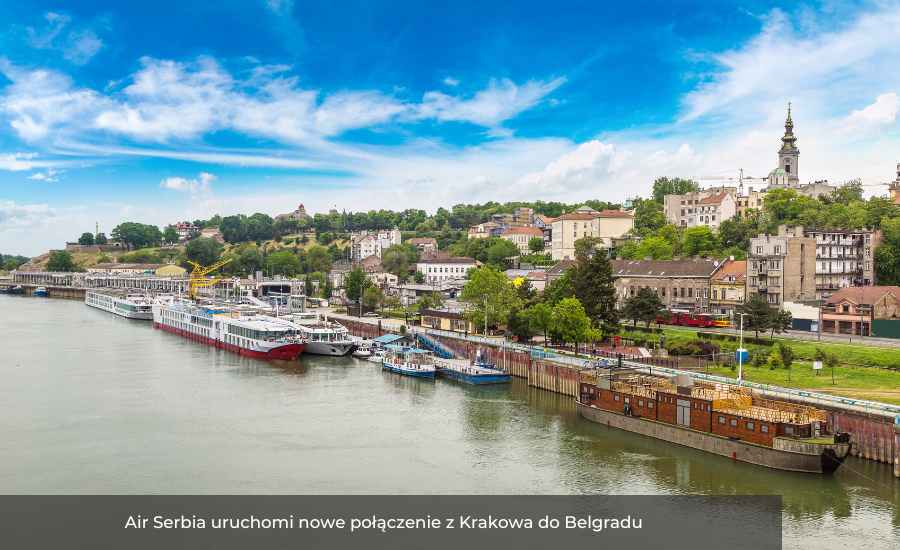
[416,332,457,359]
[245,295,271,308]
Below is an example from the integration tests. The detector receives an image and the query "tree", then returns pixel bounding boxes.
[751,351,766,371]
[164,226,179,244]
[427,291,445,309]
[46,250,77,272]
[651,177,700,205]
[95,233,108,245]
[240,247,264,274]
[506,307,535,341]
[322,279,334,299]
[622,286,666,327]
[778,341,796,381]
[551,298,597,352]
[459,267,520,334]
[267,250,302,276]
[738,294,773,337]
[345,267,372,302]
[362,286,384,307]
[117,250,163,264]
[78,232,94,246]
[382,243,417,280]
[384,295,402,312]
[568,237,619,337]
[111,222,163,250]
[528,237,545,254]
[184,237,222,268]
[306,245,332,273]
[875,217,900,285]
[3,258,18,271]
[769,309,793,339]
[523,302,553,345]
[632,197,667,233]
[682,226,716,257]
[219,252,241,274]
[414,270,425,283]
[824,352,840,385]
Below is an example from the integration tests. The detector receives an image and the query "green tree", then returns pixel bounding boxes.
[362,286,384,307]
[3,258,19,271]
[306,245,332,273]
[164,226,179,244]
[751,351,766,371]
[523,302,554,345]
[117,250,163,264]
[384,295,402,312]
[382,243,417,280]
[46,250,77,272]
[111,222,163,250]
[267,250,302,276]
[95,233,108,245]
[551,298,597,351]
[568,237,619,337]
[184,237,222,268]
[769,353,782,370]
[651,177,700,205]
[240,247,264,273]
[682,226,716,257]
[322,279,334,299]
[219,252,241,274]
[769,309,793,339]
[460,267,520,334]
[632,197,667,233]
[738,294,774,337]
[622,286,666,327]
[875,217,900,285]
[414,270,425,283]
[778,341,796,381]
[345,267,372,302]
[506,307,535,341]
[78,232,94,246]
[528,236,545,254]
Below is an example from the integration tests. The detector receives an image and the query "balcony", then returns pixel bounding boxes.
[817,253,862,260]
[815,267,863,275]
[757,284,768,293]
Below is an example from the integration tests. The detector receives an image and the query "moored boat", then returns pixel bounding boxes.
[283,311,357,356]
[577,367,852,474]
[434,358,510,385]
[86,290,171,320]
[381,345,436,378]
[33,286,49,296]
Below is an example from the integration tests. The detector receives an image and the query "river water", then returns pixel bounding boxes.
[1,296,898,548]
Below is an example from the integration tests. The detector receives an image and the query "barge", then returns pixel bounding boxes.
[577,367,852,474]
[434,358,510,385]
[381,345,436,378]
[86,290,172,320]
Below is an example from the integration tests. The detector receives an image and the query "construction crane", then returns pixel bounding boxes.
[187,259,232,300]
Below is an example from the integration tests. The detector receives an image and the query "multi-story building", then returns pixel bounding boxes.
[275,203,310,220]
[490,207,535,233]
[734,185,767,219]
[172,223,200,239]
[709,259,745,316]
[416,258,478,284]
[887,162,900,205]
[611,258,721,312]
[533,215,555,247]
[407,237,438,255]
[550,206,634,260]
[500,226,545,255]
[375,229,401,250]
[746,228,816,309]
[467,222,501,240]
[819,286,900,337]
[351,232,381,266]
[692,193,736,230]
[796,227,883,300]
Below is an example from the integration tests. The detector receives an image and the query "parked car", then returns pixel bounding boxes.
[364,312,379,317]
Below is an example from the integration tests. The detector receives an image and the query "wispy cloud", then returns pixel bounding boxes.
[160,172,217,198]
[834,93,900,137]
[443,77,459,86]
[0,152,39,171]
[0,199,56,227]
[25,12,104,65]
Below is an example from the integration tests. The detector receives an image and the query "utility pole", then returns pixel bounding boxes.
[737,313,747,381]
[359,283,363,319]
[484,294,489,336]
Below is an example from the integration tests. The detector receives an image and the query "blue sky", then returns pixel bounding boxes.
[3,1,900,255]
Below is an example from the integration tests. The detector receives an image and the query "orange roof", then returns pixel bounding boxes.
[535,215,556,223]
[502,227,544,236]
[825,286,900,306]
[712,259,746,282]
[553,211,599,220]
[698,193,729,205]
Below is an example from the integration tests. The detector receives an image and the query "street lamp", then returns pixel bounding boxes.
[359,283,363,319]
[736,313,747,381]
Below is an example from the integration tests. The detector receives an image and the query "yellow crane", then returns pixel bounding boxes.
[187,259,232,300]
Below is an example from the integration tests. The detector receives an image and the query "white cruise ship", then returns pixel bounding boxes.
[280,311,357,356]
[153,301,308,360]
[85,291,174,320]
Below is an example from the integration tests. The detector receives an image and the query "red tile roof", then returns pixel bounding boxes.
[502,227,544,236]
[596,209,634,217]
[698,193,729,205]
[553,211,599,220]
[711,259,746,282]
[824,286,900,306]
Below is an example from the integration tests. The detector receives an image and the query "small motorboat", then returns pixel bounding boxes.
[352,344,373,359]
[34,286,49,296]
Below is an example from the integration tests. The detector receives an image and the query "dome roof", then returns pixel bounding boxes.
[769,168,787,175]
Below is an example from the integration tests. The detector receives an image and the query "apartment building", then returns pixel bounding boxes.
[611,258,721,312]
[500,226,545,255]
[550,206,634,260]
[490,207,535,233]
[798,227,883,300]
[467,222,501,240]
[692,193,736,230]
[746,228,816,309]
[416,258,478,283]
[709,259,745,316]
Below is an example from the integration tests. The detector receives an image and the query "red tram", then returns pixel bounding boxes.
[655,309,718,328]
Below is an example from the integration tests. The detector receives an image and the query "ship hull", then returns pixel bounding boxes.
[436,367,509,385]
[381,362,435,378]
[304,341,356,356]
[155,322,307,360]
[576,401,850,474]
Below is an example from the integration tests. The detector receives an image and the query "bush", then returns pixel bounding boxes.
[274,235,282,243]
[283,237,294,245]
[400,325,407,334]
[769,354,782,370]
[666,340,720,357]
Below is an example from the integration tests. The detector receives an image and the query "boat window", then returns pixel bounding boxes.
[761,426,769,433]
[614,395,620,402]
[746,422,754,430]
[648,402,653,409]
[638,400,644,407]
[730,419,738,427]
[785,427,794,435]
[624,397,630,404]
[718,416,725,424]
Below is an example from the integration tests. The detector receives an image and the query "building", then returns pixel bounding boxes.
[500,226,545,255]
[550,206,634,260]
[532,215,555,247]
[351,231,381,266]
[490,207,535,233]
[611,258,721,312]
[375,229,401,250]
[86,263,187,276]
[365,266,398,287]
[819,286,900,337]
[592,210,635,253]
[419,308,476,333]
[888,163,900,205]
[709,260,746,316]
[467,222,501,240]
[359,254,382,270]
[734,186,767,219]
[798,226,883,300]
[746,227,816,309]
[172,223,200,239]
[692,193,736,230]
[546,259,578,286]
[407,237,438,255]
[275,204,310,220]
[416,258,478,283]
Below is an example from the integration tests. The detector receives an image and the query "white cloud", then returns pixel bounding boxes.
[27,172,46,179]
[443,77,459,86]
[160,172,217,198]
[835,93,900,137]
[63,29,104,65]
[25,13,103,65]
[266,0,294,16]
[0,152,38,171]
[26,13,71,49]
[0,199,56,228]
[511,140,632,195]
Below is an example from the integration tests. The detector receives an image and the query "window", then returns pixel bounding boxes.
[865,247,871,256]
[761,425,769,433]
[662,288,666,297]
[648,402,654,409]
[676,399,691,426]
[866,261,870,270]
[624,397,630,404]
[730,419,738,427]
[718,416,726,424]
[688,287,693,298]
[614,395,620,402]
[713,288,718,300]
[638,400,644,407]
[747,422,754,430]
[703,288,708,298]
[756,246,763,254]
[785,426,794,435]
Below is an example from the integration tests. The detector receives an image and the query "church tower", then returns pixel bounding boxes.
[778,103,799,187]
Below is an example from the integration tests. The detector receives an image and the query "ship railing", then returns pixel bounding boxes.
[580,372,597,384]
[611,381,661,399]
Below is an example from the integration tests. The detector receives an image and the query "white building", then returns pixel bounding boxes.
[416,258,478,283]
[688,192,736,230]
[375,229,401,250]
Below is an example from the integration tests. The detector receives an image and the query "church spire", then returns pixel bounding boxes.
[781,101,797,151]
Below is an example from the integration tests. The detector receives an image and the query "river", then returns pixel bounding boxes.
[1,295,898,548]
